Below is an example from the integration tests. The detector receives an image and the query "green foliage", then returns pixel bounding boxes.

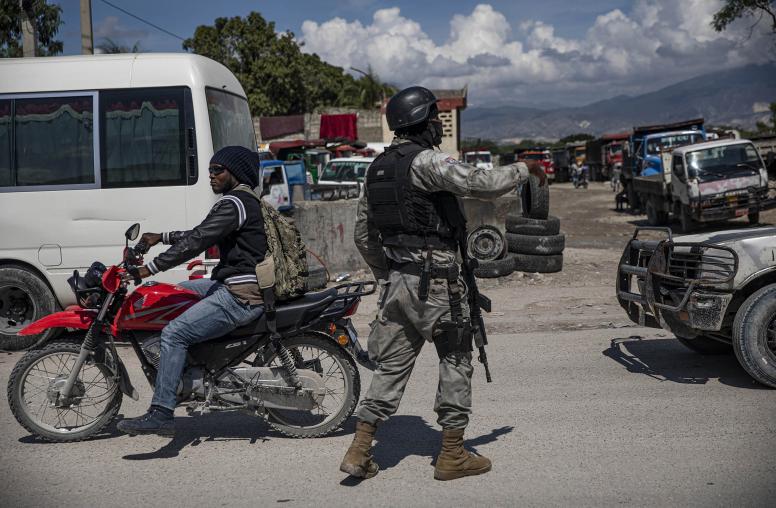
[182,12,394,116]
[0,0,63,57]
[711,0,776,33]
[97,38,141,54]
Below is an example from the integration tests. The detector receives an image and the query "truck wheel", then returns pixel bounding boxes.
[506,233,565,255]
[675,335,732,355]
[679,205,695,234]
[521,175,550,220]
[474,254,515,279]
[748,211,760,225]
[505,215,560,236]
[0,266,58,351]
[732,284,776,388]
[512,253,563,273]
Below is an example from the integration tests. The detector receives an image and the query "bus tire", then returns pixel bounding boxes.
[0,266,59,351]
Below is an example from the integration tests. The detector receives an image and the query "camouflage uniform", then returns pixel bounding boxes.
[354,138,530,429]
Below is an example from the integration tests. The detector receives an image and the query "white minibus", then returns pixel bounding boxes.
[0,53,257,349]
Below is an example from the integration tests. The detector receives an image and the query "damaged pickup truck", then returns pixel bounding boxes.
[617,226,776,388]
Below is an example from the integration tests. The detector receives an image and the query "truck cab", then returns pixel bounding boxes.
[638,130,706,176]
[463,151,494,170]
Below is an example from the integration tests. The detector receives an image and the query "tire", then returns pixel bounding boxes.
[506,233,565,255]
[521,175,550,220]
[7,342,123,442]
[732,284,776,388]
[0,266,59,351]
[473,254,515,278]
[505,214,560,235]
[466,226,506,262]
[748,211,760,225]
[512,253,563,273]
[675,335,732,355]
[305,266,328,292]
[645,199,668,226]
[263,333,360,437]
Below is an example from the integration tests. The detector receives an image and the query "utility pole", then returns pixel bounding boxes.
[20,0,36,57]
[80,0,94,54]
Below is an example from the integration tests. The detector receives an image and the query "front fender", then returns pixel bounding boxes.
[18,309,97,336]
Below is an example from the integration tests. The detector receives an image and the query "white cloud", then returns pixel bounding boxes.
[300,1,773,106]
[94,16,149,41]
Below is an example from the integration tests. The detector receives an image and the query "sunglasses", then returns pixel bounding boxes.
[208,164,227,176]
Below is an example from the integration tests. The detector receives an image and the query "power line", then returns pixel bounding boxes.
[97,0,186,42]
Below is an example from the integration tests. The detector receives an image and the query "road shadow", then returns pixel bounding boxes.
[119,410,351,460]
[603,336,767,389]
[339,416,513,486]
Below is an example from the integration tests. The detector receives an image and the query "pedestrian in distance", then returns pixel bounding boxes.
[339,86,546,481]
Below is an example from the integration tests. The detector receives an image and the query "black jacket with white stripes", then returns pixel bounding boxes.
[146,185,267,285]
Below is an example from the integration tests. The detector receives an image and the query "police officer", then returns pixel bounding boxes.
[339,86,545,480]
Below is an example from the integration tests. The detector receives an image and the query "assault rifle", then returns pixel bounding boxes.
[457,228,493,383]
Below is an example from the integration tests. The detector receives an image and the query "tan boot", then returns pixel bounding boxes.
[434,428,492,481]
[340,421,379,479]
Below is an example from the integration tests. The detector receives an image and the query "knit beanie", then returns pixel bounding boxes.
[210,146,260,188]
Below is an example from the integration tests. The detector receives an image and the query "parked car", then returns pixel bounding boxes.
[0,53,256,350]
[316,157,374,187]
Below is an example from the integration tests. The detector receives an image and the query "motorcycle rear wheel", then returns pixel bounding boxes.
[7,342,122,442]
[261,333,359,438]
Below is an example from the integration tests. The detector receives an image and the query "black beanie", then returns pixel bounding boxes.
[210,146,260,188]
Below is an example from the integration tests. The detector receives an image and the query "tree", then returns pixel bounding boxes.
[97,38,141,54]
[0,0,63,57]
[559,133,595,144]
[711,0,776,34]
[183,12,391,116]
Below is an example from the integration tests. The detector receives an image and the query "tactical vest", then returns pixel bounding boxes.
[366,142,458,250]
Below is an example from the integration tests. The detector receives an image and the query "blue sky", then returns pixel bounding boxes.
[53,1,771,107]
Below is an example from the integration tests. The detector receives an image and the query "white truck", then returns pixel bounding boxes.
[633,139,774,232]
[463,151,494,170]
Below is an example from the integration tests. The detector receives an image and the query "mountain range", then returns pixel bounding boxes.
[461,63,776,141]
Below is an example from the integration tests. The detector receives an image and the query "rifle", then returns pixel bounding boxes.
[456,225,493,383]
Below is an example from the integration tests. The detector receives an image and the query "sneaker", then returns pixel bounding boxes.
[117,406,175,437]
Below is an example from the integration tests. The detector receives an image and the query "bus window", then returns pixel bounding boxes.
[0,100,9,186]
[206,88,256,152]
[101,88,186,188]
[13,95,95,187]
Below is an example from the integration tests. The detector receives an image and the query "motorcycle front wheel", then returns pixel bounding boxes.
[261,333,360,438]
[7,342,123,442]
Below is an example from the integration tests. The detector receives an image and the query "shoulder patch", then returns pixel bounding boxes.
[444,156,460,165]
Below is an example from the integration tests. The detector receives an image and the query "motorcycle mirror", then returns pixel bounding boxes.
[125,223,140,241]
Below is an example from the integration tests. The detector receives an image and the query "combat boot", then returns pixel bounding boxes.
[340,421,379,479]
[433,428,492,481]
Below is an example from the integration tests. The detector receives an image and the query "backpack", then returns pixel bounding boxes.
[233,186,308,301]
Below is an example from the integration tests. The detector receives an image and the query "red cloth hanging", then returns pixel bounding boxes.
[319,113,358,140]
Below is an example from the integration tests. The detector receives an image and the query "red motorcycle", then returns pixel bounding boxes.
[7,224,374,442]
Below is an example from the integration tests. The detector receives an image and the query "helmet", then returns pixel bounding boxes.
[386,86,437,131]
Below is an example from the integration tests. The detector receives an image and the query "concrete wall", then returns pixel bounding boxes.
[294,195,520,272]
[255,109,384,144]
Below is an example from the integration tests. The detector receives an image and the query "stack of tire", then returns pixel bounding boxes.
[505,175,565,273]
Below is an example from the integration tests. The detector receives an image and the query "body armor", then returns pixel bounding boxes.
[366,142,457,250]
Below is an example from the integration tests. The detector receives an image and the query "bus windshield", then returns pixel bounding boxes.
[206,88,256,152]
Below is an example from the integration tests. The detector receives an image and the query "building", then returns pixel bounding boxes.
[380,87,468,159]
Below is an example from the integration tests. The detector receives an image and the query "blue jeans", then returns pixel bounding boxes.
[151,279,264,410]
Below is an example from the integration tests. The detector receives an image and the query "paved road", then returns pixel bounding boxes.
[1,322,773,507]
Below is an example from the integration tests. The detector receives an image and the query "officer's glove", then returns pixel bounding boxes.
[527,161,547,187]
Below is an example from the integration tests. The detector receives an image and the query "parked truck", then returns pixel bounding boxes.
[633,138,773,232]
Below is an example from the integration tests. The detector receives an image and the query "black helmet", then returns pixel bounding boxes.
[386,86,437,131]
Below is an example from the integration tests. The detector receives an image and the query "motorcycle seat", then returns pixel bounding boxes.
[229,288,338,337]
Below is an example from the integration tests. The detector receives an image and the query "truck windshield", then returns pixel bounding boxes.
[206,88,257,152]
[320,161,371,182]
[686,143,763,177]
[646,133,702,155]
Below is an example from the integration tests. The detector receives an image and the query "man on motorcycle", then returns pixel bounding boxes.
[339,86,546,481]
[116,146,267,437]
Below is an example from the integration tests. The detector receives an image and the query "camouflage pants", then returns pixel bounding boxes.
[356,269,473,430]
